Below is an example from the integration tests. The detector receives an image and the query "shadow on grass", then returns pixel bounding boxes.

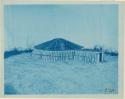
[4,83,18,95]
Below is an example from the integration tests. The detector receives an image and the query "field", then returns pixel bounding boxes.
[4,53,118,94]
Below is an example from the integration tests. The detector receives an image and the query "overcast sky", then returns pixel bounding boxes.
[4,4,118,51]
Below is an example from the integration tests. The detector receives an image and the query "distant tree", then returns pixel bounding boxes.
[93,45,103,51]
[104,48,118,56]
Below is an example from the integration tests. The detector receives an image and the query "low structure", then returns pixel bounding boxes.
[32,38,104,63]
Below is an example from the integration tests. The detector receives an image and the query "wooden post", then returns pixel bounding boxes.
[99,51,103,62]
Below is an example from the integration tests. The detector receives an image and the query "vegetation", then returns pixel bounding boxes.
[4,48,33,59]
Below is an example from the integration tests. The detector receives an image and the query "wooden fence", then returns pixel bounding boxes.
[32,50,103,63]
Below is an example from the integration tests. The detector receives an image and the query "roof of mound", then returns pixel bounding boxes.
[34,38,83,51]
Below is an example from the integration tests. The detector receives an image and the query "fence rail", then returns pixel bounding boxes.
[32,50,103,63]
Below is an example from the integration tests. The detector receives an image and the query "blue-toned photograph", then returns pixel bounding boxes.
[4,4,118,95]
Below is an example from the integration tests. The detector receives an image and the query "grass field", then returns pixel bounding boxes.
[4,53,118,94]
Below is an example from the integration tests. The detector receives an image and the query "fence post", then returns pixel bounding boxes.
[99,51,103,62]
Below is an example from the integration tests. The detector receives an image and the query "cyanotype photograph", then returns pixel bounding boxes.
[4,4,118,95]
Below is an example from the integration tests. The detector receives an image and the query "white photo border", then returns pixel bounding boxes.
[0,1,125,99]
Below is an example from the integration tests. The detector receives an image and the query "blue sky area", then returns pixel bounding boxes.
[4,4,118,51]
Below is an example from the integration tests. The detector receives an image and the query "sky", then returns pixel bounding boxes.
[4,4,118,51]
